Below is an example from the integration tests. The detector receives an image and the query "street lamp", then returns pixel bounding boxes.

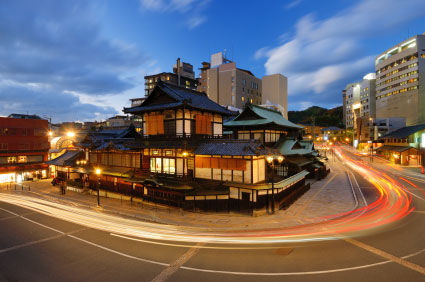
[95,168,101,206]
[67,131,75,137]
[266,155,284,214]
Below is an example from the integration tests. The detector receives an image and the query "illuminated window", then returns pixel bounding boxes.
[162,158,175,174]
[18,156,27,163]
[7,157,16,163]
[150,158,161,173]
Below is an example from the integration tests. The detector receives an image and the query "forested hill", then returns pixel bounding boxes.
[288,106,343,127]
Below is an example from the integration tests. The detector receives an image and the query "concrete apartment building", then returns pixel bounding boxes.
[262,74,288,119]
[144,58,198,96]
[344,82,360,129]
[200,52,262,109]
[375,34,425,126]
[199,52,288,117]
[360,73,376,118]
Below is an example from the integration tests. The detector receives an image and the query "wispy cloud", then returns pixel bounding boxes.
[140,0,210,29]
[257,0,425,110]
[284,0,302,10]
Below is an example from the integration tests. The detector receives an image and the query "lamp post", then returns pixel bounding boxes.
[266,155,284,214]
[95,168,101,206]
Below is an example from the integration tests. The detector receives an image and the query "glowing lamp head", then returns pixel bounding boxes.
[48,131,53,136]
[266,156,274,164]
[182,151,188,157]
[95,168,101,175]
[277,155,284,163]
[67,132,75,137]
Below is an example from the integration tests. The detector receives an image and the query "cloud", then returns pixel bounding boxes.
[140,0,210,29]
[0,82,117,122]
[284,0,302,10]
[0,0,150,122]
[258,0,425,110]
[187,15,207,29]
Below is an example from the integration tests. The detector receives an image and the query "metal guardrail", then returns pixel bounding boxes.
[0,182,31,191]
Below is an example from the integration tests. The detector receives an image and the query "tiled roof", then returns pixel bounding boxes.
[124,81,236,116]
[46,150,83,166]
[224,104,303,129]
[381,124,425,139]
[194,139,266,156]
[276,138,315,156]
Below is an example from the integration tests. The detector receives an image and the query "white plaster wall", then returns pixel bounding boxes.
[233,170,243,183]
[213,168,221,180]
[244,160,251,183]
[195,167,211,179]
[222,169,232,182]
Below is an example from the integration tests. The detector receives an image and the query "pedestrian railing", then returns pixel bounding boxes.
[0,182,31,191]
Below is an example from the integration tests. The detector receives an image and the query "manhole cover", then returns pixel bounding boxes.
[275,248,294,255]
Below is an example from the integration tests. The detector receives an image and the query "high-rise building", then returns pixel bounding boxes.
[375,34,425,126]
[261,74,288,118]
[201,52,262,109]
[344,83,360,129]
[360,73,376,118]
[144,58,197,96]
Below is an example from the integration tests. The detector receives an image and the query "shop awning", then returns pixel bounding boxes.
[374,145,414,152]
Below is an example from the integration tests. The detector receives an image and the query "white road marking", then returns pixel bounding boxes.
[150,244,203,282]
[345,238,425,275]
[110,233,296,250]
[1,205,425,276]
[0,228,85,254]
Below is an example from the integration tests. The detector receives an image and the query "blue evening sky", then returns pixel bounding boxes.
[1,0,425,122]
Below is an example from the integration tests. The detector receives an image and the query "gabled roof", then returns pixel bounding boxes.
[381,124,425,139]
[276,138,315,156]
[124,81,235,116]
[224,103,303,129]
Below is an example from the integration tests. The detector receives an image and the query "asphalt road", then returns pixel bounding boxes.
[0,148,424,282]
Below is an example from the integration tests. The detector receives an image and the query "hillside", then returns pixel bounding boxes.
[288,106,343,128]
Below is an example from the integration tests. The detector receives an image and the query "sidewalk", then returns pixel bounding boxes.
[0,159,357,231]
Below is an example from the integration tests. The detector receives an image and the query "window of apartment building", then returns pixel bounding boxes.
[242,79,246,86]
[0,143,7,150]
[9,128,16,135]
[232,76,234,82]
[22,128,28,136]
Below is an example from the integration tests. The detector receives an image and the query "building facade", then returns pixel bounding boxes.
[261,74,288,118]
[49,82,327,214]
[375,34,425,126]
[202,57,262,108]
[0,115,49,183]
[144,58,197,96]
[344,83,360,129]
